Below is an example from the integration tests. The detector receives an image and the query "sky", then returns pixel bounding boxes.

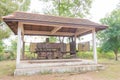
[90,0,119,22]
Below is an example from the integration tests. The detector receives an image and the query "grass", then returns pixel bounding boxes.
[93,59,120,80]
[0,59,120,80]
[0,60,15,77]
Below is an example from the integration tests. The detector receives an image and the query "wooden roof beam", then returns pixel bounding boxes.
[51,27,62,34]
[24,30,74,36]
[21,22,93,29]
[75,28,92,36]
[18,22,24,35]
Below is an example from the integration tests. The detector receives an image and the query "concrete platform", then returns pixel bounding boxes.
[14,59,104,76]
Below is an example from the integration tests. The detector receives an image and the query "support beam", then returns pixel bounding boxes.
[92,28,97,64]
[75,28,92,36]
[20,23,24,35]
[24,30,74,36]
[21,22,93,29]
[51,27,62,34]
[16,22,22,65]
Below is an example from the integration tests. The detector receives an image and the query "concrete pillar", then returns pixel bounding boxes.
[92,28,97,64]
[22,41,25,59]
[16,22,22,65]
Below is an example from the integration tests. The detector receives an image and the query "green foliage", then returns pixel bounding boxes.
[0,0,30,21]
[97,8,120,60]
[25,52,37,59]
[0,54,4,61]
[49,36,57,42]
[0,40,4,61]
[0,40,4,53]
[77,51,114,59]
[77,51,93,59]
[25,44,30,51]
[0,25,11,40]
[6,39,17,60]
[0,39,17,61]
[17,0,31,11]
[98,52,114,59]
[40,0,92,18]
[0,0,30,40]
[10,39,17,54]
[0,0,17,21]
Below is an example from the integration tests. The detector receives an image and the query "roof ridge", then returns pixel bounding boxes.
[14,11,88,20]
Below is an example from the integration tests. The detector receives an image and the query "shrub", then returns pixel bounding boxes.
[77,51,93,59]
[77,51,115,59]
[98,52,114,59]
[25,52,37,59]
[0,53,5,61]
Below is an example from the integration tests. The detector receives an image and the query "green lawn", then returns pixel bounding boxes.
[0,59,120,80]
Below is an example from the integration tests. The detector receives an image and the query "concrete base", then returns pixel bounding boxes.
[14,59,104,76]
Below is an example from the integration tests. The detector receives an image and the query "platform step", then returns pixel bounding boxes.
[27,59,83,63]
[14,64,104,76]
[18,61,95,68]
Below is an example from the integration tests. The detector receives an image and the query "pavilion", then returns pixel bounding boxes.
[2,12,107,75]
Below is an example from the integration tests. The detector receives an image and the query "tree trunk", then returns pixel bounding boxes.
[114,50,118,61]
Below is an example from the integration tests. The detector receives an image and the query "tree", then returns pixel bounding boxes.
[0,40,4,53]
[0,0,30,21]
[40,0,92,18]
[0,0,30,39]
[10,39,17,54]
[0,24,10,40]
[49,36,58,42]
[0,23,11,54]
[0,0,30,54]
[98,8,120,61]
[0,0,30,40]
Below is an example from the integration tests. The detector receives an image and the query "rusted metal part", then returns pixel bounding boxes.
[35,43,66,59]
[69,37,76,55]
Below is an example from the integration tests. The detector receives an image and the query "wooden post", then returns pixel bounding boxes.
[74,35,77,57]
[92,28,97,64]
[21,23,24,60]
[16,22,22,65]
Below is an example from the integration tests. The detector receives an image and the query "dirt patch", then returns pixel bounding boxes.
[0,73,96,80]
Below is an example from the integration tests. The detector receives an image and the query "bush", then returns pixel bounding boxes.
[0,41,5,61]
[77,51,115,59]
[77,51,93,59]
[0,53,5,61]
[25,52,37,59]
[98,52,114,59]
[0,49,16,61]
